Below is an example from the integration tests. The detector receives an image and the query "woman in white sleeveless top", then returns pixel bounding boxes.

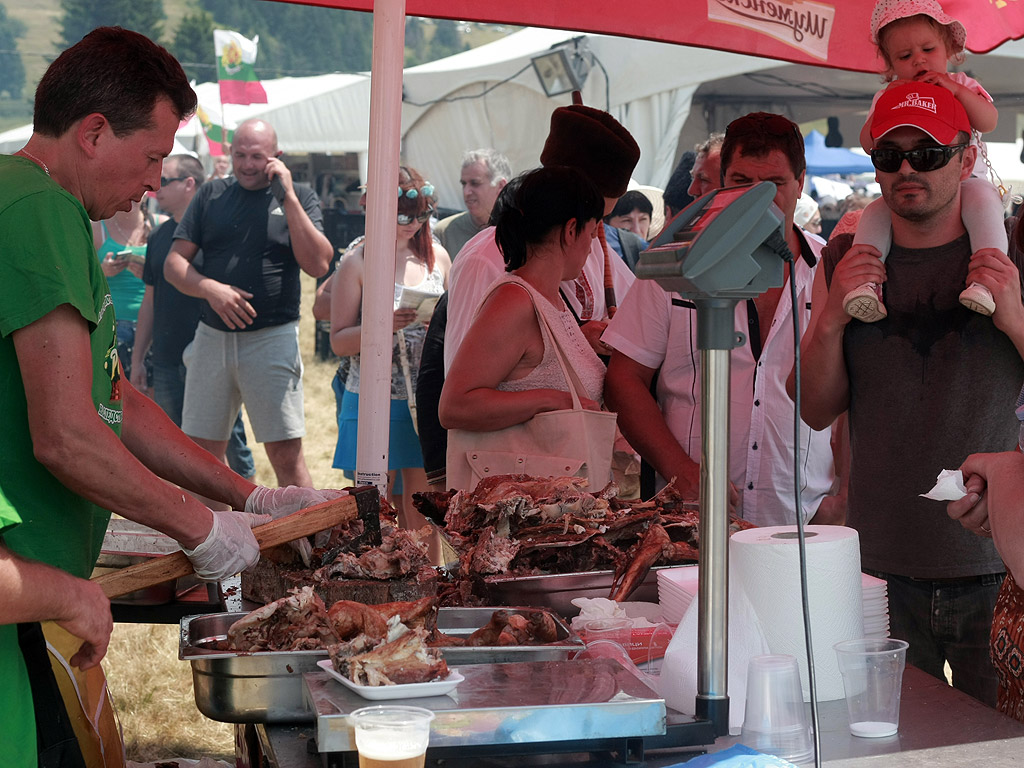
[440,166,606,431]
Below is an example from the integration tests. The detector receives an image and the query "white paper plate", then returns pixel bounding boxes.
[316,659,463,700]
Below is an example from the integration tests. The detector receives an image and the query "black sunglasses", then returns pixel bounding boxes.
[397,209,433,226]
[869,144,968,174]
[160,175,188,186]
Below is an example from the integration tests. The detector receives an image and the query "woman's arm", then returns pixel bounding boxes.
[439,284,573,431]
[329,247,365,357]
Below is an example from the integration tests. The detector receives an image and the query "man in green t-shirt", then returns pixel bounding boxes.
[0,28,342,768]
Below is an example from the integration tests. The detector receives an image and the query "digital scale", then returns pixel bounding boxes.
[637,181,791,733]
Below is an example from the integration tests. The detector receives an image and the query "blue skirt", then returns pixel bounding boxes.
[333,387,424,471]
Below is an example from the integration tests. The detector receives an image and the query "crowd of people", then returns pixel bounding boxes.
[4,0,1024,764]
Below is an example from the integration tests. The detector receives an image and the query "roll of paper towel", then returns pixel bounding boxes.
[731,525,864,702]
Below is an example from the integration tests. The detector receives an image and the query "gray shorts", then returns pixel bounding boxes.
[182,320,305,443]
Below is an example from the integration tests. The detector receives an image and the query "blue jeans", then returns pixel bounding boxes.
[151,360,255,479]
[867,569,1005,706]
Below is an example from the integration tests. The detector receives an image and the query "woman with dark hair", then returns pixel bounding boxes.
[330,166,451,512]
[439,165,606,436]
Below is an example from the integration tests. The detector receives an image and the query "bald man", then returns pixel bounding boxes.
[165,119,333,486]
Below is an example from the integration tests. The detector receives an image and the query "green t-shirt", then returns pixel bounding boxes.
[0,155,122,577]
[0,494,37,768]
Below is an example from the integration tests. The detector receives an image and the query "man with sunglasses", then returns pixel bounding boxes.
[604,112,840,526]
[794,81,1024,706]
[165,118,334,488]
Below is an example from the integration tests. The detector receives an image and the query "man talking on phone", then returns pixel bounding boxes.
[165,118,332,487]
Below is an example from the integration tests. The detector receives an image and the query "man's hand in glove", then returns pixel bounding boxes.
[245,486,348,564]
[182,509,270,582]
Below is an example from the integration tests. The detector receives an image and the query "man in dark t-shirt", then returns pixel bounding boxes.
[165,119,333,486]
[130,154,254,479]
[794,82,1024,706]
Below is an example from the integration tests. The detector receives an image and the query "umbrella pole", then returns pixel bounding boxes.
[356,0,407,503]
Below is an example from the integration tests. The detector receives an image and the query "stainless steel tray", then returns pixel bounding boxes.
[434,606,583,664]
[484,566,668,617]
[180,607,582,723]
[303,658,666,752]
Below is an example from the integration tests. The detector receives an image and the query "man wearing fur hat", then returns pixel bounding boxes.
[604,112,841,528]
[795,81,1024,705]
[443,95,639,372]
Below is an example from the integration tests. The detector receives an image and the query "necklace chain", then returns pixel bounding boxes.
[18,148,50,177]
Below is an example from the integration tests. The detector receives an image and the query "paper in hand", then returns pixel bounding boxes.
[920,469,968,501]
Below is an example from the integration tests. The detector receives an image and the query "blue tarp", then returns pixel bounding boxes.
[803,130,875,175]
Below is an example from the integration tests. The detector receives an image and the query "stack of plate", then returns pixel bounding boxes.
[657,565,699,624]
[656,566,890,638]
[861,573,890,639]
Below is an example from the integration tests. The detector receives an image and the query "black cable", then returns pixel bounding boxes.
[786,244,822,768]
[401,62,535,107]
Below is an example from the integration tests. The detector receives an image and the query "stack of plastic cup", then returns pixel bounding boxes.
[740,654,813,763]
[834,638,909,738]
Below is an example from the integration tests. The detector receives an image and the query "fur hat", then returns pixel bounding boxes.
[540,98,641,199]
[870,0,966,52]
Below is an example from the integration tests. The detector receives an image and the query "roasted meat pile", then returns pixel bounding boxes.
[414,474,756,601]
[223,591,564,684]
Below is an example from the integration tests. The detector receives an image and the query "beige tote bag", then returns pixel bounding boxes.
[446,284,617,493]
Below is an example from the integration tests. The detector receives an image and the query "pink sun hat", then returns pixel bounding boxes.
[870,0,966,52]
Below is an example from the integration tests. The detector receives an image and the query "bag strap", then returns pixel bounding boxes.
[479,278,589,411]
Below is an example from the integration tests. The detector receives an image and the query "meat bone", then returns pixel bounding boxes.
[92,492,366,599]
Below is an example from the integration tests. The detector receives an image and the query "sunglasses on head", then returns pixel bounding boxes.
[869,144,968,173]
[398,208,433,226]
[160,176,188,186]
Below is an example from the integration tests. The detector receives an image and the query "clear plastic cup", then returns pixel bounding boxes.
[579,617,632,650]
[834,637,909,738]
[740,654,813,763]
[349,705,435,768]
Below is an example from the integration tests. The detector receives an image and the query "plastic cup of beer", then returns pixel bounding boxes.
[350,705,435,768]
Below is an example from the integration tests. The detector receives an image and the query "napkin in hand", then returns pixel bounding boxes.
[920,469,968,501]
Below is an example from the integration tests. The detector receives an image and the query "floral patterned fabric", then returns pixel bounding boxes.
[992,571,1024,722]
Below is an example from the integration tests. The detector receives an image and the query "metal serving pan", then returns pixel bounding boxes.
[484,566,669,617]
[180,607,582,723]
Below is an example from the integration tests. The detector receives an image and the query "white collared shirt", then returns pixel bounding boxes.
[603,228,834,526]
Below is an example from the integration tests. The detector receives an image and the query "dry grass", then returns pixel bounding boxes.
[105,273,342,761]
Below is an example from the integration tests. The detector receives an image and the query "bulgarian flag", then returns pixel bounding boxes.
[214,29,268,106]
[196,105,235,156]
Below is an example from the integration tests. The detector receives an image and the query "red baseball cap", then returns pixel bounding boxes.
[869,81,971,145]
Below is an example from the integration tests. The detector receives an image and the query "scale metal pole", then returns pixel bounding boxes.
[694,298,741,735]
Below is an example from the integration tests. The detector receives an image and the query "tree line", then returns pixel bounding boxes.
[0,0,478,102]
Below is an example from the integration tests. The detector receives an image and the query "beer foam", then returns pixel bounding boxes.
[355,730,428,759]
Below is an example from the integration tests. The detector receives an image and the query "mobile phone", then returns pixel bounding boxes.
[270,175,286,204]
[115,249,132,262]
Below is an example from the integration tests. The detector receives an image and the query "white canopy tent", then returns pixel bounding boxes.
[399,28,777,208]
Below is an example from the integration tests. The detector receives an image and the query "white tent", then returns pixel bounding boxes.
[179,73,371,159]
[399,28,778,208]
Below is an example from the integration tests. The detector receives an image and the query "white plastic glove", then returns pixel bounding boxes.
[245,486,349,564]
[182,509,270,582]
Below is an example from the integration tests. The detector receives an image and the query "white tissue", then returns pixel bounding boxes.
[658,559,771,734]
[920,469,968,501]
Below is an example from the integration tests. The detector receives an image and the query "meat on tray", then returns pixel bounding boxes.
[330,623,448,687]
[414,473,757,603]
[223,590,564,684]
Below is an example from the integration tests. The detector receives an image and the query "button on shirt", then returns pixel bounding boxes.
[602,228,834,526]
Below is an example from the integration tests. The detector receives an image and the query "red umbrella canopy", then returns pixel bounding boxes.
[283,0,1024,73]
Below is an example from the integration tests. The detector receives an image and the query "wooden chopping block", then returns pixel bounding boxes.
[92,493,366,599]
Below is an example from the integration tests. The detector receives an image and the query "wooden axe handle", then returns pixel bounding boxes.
[93,494,362,599]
